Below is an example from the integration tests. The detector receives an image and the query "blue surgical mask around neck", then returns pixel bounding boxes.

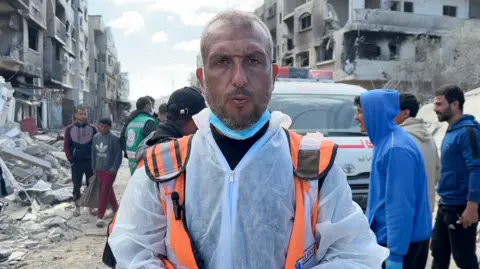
[209,110,271,140]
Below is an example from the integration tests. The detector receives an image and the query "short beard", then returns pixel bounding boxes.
[204,71,273,130]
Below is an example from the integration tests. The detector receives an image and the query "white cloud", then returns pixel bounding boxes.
[173,39,200,52]
[147,0,264,26]
[108,11,145,35]
[110,0,154,4]
[129,64,196,99]
[151,31,169,43]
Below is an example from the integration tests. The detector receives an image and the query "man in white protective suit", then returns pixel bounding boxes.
[108,10,389,269]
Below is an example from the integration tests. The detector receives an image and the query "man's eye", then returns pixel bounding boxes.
[216,59,229,65]
[248,58,260,65]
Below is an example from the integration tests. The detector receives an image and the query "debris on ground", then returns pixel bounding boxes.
[0,123,88,267]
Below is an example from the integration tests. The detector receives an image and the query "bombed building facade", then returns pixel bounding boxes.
[254,0,480,88]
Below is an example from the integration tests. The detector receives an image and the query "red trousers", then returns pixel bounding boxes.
[96,170,119,218]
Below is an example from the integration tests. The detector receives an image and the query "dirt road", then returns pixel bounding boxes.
[20,162,130,269]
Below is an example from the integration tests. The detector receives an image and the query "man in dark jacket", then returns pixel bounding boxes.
[64,106,97,216]
[135,86,206,164]
[431,84,480,269]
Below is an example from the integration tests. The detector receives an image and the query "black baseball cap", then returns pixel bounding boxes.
[167,86,206,116]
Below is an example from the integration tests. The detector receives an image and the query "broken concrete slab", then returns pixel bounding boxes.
[11,167,44,180]
[0,248,11,261]
[22,213,37,221]
[43,154,60,168]
[48,233,61,243]
[7,206,29,220]
[37,188,73,205]
[0,148,51,169]
[7,251,25,261]
[19,221,44,235]
[48,227,63,237]
[0,224,21,235]
[24,144,51,156]
[53,208,72,220]
[41,216,66,228]
[23,240,39,249]
[49,152,69,164]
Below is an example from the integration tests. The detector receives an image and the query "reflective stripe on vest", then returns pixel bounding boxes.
[108,212,117,235]
[142,130,337,268]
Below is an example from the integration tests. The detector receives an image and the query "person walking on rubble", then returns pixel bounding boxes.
[430,84,480,269]
[64,106,97,217]
[108,10,388,269]
[354,90,432,269]
[91,118,122,228]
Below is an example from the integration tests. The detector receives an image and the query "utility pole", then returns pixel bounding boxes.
[171,80,174,91]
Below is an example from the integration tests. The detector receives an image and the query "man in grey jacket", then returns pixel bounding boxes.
[395,93,441,214]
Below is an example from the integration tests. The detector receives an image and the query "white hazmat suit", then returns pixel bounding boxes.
[109,109,389,269]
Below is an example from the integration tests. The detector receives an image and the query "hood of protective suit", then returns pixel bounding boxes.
[360,89,400,145]
[399,117,431,143]
[192,107,292,130]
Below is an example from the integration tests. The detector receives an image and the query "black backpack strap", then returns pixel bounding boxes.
[466,126,480,159]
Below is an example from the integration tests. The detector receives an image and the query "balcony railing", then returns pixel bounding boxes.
[0,44,23,63]
[23,49,43,77]
[7,0,29,10]
[347,9,473,34]
[54,17,67,43]
[27,0,47,28]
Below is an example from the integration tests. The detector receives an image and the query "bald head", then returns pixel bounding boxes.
[200,10,274,65]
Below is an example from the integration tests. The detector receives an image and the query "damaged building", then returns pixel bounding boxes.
[85,15,127,123]
[0,1,129,131]
[254,0,480,87]
[0,0,47,129]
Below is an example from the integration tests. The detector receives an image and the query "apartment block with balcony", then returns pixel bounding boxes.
[43,0,76,92]
[0,0,47,126]
[87,16,122,121]
[254,0,278,62]
[70,0,89,105]
[330,0,480,88]
[254,0,480,89]
[118,72,129,102]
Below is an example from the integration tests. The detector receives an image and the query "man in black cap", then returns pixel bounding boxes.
[134,86,207,163]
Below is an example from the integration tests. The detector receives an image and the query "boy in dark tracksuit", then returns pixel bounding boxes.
[431,85,480,269]
[92,118,122,228]
[64,107,97,216]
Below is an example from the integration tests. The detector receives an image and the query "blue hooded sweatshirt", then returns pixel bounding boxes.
[362,90,432,263]
[437,114,480,205]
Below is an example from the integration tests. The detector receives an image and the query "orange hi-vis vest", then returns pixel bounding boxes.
[108,129,338,269]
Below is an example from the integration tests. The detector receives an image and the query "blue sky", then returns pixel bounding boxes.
[89,0,264,100]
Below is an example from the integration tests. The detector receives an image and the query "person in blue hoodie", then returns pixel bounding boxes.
[354,89,432,269]
[430,84,480,269]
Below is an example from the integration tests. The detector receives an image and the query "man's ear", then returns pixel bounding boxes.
[272,64,278,82]
[196,68,204,93]
[452,100,459,111]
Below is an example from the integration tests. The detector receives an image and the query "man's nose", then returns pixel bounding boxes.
[231,61,248,87]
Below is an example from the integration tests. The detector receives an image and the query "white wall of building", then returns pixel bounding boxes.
[348,0,470,19]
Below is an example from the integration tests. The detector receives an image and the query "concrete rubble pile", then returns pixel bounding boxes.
[0,122,83,268]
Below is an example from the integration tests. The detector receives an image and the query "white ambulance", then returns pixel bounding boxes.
[269,67,372,210]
